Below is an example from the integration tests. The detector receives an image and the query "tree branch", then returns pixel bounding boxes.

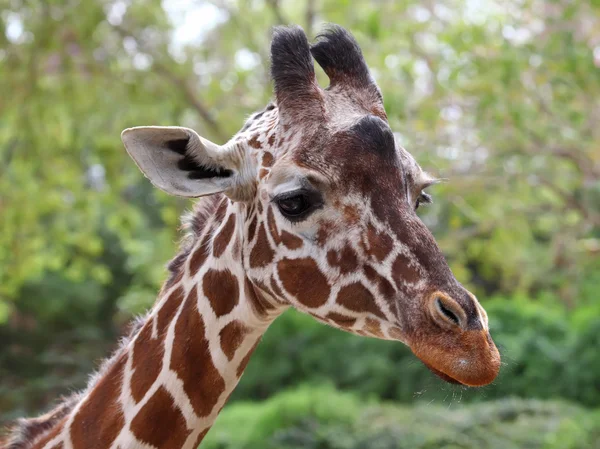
[535,176,599,226]
[520,124,598,181]
[112,24,227,141]
[152,61,227,141]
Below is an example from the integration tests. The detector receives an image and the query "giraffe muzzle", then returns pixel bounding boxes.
[407,292,501,387]
[410,329,501,387]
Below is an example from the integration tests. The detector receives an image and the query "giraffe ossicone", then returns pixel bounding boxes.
[4,24,500,449]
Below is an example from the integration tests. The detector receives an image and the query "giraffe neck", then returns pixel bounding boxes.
[24,196,284,449]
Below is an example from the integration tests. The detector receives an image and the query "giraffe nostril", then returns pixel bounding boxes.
[435,297,460,326]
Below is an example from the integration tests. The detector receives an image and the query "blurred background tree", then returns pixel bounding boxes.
[1,0,599,447]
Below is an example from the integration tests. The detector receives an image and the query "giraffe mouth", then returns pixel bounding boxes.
[421,362,464,386]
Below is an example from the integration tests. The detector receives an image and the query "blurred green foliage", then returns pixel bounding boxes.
[205,386,600,449]
[1,0,600,445]
[2,0,599,310]
[3,291,600,421]
[233,299,600,407]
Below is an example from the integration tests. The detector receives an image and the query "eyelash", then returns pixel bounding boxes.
[415,192,432,210]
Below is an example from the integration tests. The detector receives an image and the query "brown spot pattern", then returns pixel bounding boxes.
[250,224,275,268]
[270,276,285,298]
[343,205,360,224]
[277,258,330,308]
[363,265,396,298]
[213,214,236,258]
[170,290,225,417]
[236,340,261,377]
[247,216,258,242]
[157,286,185,335]
[232,239,241,262]
[266,207,281,244]
[392,253,420,285]
[246,278,280,315]
[365,318,384,337]
[219,320,248,360]
[203,269,240,317]
[366,225,393,261]
[337,283,386,320]
[70,355,126,449]
[194,429,210,448]
[280,231,303,250]
[189,234,211,277]
[316,221,334,246]
[268,134,276,147]
[253,279,275,298]
[215,197,228,223]
[326,312,357,327]
[248,133,262,148]
[327,245,358,274]
[131,322,163,403]
[389,327,404,340]
[130,387,190,448]
[259,168,269,179]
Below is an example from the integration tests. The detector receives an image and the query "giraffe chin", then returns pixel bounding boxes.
[416,355,499,387]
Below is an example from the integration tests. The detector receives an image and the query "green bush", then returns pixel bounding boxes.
[205,386,362,448]
[204,387,600,449]
[232,297,600,407]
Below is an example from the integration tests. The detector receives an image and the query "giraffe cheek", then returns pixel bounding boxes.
[277,257,330,308]
[249,224,275,268]
[279,230,303,250]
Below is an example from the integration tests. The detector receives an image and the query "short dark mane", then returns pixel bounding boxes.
[2,394,79,449]
[164,194,225,289]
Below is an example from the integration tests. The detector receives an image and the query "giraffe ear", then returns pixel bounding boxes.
[121,126,244,198]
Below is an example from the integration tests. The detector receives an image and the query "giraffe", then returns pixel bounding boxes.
[3,24,501,449]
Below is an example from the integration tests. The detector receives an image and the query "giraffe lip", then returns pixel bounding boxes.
[422,362,465,386]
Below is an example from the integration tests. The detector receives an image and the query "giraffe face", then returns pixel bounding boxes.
[245,113,500,387]
[121,25,500,387]
[243,25,500,387]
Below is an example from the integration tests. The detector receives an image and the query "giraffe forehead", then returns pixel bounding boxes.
[283,125,408,199]
[240,103,427,201]
[265,157,331,195]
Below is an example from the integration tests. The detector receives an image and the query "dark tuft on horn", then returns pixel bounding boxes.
[311,24,374,90]
[271,25,323,121]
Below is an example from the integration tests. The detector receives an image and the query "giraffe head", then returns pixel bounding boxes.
[121,25,500,387]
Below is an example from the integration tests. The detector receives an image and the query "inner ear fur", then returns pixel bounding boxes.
[121,126,239,198]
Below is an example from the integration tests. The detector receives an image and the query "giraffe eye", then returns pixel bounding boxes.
[274,189,323,222]
[278,195,308,216]
[415,192,432,211]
